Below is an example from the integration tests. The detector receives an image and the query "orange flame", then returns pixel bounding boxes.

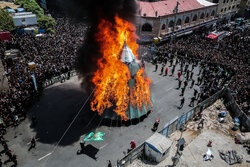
[91,16,152,120]
[130,68,152,111]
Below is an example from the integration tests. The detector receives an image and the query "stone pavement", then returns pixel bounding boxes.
[3,62,200,167]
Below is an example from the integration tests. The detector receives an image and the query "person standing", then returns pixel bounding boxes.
[180,87,186,96]
[190,79,195,88]
[186,70,190,80]
[177,71,181,80]
[107,160,112,167]
[12,154,17,166]
[193,88,198,99]
[171,65,175,76]
[190,71,194,80]
[184,64,189,73]
[154,63,158,72]
[160,66,164,75]
[189,96,196,107]
[164,67,168,76]
[80,141,85,152]
[169,59,173,67]
[184,80,188,88]
[179,97,185,109]
[130,140,136,150]
[29,136,36,151]
[177,79,182,89]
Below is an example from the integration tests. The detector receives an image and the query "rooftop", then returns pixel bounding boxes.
[0,1,19,10]
[136,0,217,17]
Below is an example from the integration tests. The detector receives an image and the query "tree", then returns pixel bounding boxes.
[37,16,56,29]
[0,9,15,31]
[15,0,44,17]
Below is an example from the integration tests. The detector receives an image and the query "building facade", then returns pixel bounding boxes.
[136,0,218,40]
[208,0,241,21]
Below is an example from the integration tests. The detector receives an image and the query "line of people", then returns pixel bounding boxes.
[146,26,249,114]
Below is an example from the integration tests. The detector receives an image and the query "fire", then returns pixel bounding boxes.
[91,16,152,121]
[130,68,152,111]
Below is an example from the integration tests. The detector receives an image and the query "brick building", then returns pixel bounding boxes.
[136,0,218,40]
[207,0,241,21]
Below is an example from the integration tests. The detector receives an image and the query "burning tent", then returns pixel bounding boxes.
[90,16,154,121]
[71,0,153,122]
[99,42,154,121]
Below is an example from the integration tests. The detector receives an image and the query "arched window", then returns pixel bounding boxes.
[200,13,205,19]
[192,14,197,21]
[142,23,152,32]
[206,13,209,17]
[176,19,182,26]
[211,10,215,16]
[185,16,190,23]
[168,20,174,27]
[161,24,166,30]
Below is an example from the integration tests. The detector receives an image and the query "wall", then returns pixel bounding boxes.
[137,5,217,39]
[215,0,241,19]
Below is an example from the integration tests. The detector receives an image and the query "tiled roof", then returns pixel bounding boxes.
[136,0,216,17]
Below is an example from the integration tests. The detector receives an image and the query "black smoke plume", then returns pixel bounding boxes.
[50,0,138,90]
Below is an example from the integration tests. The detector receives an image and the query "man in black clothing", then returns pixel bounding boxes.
[190,79,195,88]
[160,66,164,75]
[80,141,85,152]
[177,79,182,89]
[184,80,188,88]
[190,71,194,80]
[189,96,196,107]
[194,88,198,99]
[171,65,176,76]
[154,64,158,72]
[12,154,17,166]
[29,136,36,151]
[107,160,112,167]
[179,97,185,109]
[186,70,190,80]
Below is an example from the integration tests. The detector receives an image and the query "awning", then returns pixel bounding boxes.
[17,8,25,12]
[7,8,16,13]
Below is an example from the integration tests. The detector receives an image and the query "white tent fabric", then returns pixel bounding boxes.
[120,43,135,63]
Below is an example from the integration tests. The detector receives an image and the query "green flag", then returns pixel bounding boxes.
[83,131,106,141]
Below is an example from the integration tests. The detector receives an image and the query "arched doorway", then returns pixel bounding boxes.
[192,14,197,22]
[176,19,182,26]
[200,13,205,19]
[211,10,215,16]
[161,24,166,30]
[168,20,174,28]
[185,16,190,23]
[141,23,152,32]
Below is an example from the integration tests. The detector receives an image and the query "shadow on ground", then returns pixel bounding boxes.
[28,85,101,146]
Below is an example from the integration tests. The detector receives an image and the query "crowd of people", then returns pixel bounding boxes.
[0,18,87,135]
[149,25,249,116]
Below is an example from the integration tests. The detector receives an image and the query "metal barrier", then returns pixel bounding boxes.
[159,89,225,138]
[42,70,77,88]
[222,89,250,131]
[117,143,145,167]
